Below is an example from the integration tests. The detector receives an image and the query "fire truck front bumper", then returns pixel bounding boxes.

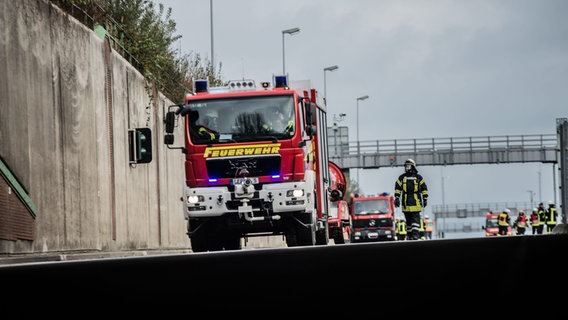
[352,229,396,242]
[182,182,314,220]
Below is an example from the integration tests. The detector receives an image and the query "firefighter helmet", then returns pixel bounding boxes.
[404,158,416,172]
[404,158,416,166]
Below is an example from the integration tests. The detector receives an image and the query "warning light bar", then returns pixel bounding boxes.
[227,80,256,91]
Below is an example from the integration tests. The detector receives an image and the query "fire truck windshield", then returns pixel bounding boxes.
[486,218,499,228]
[354,199,390,215]
[187,95,295,144]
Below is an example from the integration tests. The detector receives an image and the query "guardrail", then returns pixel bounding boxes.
[342,134,557,156]
[329,133,558,168]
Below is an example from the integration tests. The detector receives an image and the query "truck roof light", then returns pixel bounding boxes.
[228,80,256,91]
[194,80,208,93]
[274,75,288,88]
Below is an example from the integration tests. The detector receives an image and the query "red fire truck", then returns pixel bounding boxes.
[482,211,512,236]
[164,76,333,252]
[350,192,397,242]
[328,161,350,244]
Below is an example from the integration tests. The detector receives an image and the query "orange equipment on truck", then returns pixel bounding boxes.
[482,211,512,236]
[328,161,350,244]
[163,76,333,252]
[350,192,396,242]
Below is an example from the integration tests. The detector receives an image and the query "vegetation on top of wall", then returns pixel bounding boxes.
[51,0,224,103]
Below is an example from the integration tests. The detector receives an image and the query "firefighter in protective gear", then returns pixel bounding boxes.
[513,210,528,235]
[395,218,407,241]
[188,109,217,141]
[529,208,540,235]
[394,159,429,240]
[537,202,546,234]
[424,215,433,239]
[498,208,511,236]
[419,216,426,240]
[545,201,558,234]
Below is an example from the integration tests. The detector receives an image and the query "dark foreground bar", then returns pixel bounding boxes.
[2,234,567,312]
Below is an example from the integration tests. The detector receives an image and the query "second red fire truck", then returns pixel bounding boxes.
[350,192,397,242]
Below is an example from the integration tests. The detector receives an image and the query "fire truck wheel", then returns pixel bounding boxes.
[223,233,242,250]
[285,233,298,247]
[189,221,223,252]
[315,223,329,245]
[190,233,208,253]
[295,216,316,246]
[334,234,345,244]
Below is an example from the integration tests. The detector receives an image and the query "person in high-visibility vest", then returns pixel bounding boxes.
[545,201,558,234]
[537,202,547,235]
[395,218,407,241]
[188,109,217,141]
[498,208,511,236]
[529,208,540,235]
[394,159,429,241]
[424,215,433,239]
[419,216,426,240]
[513,210,528,235]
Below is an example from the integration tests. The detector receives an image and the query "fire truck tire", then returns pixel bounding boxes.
[295,215,316,246]
[222,233,242,250]
[334,234,345,244]
[190,233,208,253]
[285,233,298,247]
[189,221,223,252]
[315,222,329,245]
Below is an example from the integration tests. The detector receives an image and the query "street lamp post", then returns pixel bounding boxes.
[281,27,300,75]
[210,0,214,70]
[441,167,449,238]
[356,95,369,183]
[323,65,339,102]
[527,190,536,209]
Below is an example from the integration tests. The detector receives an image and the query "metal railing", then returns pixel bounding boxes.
[432,202,535,218]
[329,133,558,168]
[343,134,557,156]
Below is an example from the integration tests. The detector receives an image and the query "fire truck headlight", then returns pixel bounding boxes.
[186,195,204,204]
[287,189,304,197]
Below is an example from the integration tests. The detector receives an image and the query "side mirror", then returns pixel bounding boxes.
[304,101,317,125]
[305,124,316,137]
[165,111,175,134]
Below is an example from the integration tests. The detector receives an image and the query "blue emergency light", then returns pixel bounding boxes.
[194,79,208,93]
[274,75,288,88]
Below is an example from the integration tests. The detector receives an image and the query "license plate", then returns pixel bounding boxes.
[232,177,259,185]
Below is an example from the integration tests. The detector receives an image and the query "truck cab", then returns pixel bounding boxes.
[350,192,396,242]
[482,212,512,236]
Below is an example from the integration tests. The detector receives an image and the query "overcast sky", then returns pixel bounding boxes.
[156,0,567,216]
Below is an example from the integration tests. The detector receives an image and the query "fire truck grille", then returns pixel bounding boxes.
[352,218,393,228]
[206,156,282,179]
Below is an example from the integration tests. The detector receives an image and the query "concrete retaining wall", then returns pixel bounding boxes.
[0,0,281,254]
